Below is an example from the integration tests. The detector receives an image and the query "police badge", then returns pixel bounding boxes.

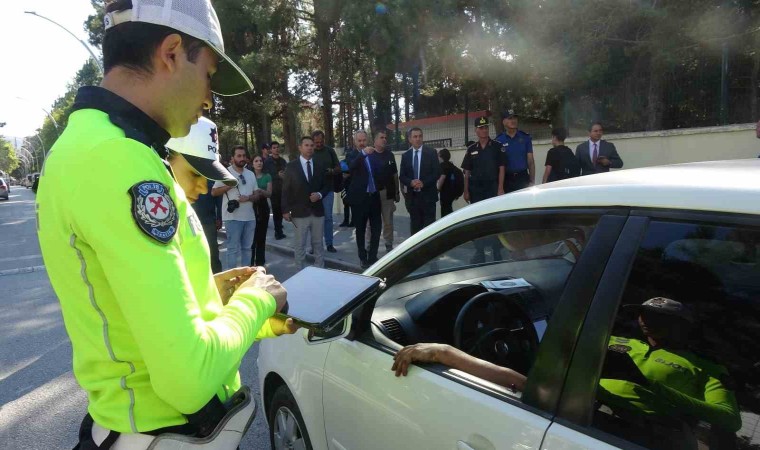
[128,181,178,244]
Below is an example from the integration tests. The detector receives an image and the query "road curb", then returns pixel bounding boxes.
[0,265,46,276]
[264,241,362,273]
[220,229,362,273]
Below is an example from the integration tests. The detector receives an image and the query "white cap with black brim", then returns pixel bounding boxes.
[103,0,253,96]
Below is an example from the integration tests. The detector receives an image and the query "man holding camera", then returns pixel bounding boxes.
[213,145,257,269]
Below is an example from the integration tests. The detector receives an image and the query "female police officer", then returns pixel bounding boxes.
[36,1,293,448]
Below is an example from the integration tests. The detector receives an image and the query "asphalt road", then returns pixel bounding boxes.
[0,187,299,449]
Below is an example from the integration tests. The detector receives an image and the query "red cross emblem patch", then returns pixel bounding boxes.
[128,181,178,244]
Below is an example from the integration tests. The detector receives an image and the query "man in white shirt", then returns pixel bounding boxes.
[212,145,258,269]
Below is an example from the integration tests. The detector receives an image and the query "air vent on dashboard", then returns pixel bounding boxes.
[380,318,406,344]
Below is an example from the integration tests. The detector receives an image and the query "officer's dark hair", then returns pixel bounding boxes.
[103,0,207,76]
[270,141,280,147]
[439,148,451,162]
[588,121,604,132]
[311,130,325,139]
[232,145,247,156]
[373,130,387,140]
[407,127,424,140]
[300,136,314,144]
[551,127,568,142]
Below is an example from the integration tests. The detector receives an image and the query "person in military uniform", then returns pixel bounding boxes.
[461,115,506,263]
[494,110,534,193]
[597,297,741,449]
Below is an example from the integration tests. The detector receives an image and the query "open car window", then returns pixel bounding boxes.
[592,220,760,449]
[370,213,600,402]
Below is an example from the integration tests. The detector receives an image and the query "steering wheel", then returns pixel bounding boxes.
[453,291,539,375]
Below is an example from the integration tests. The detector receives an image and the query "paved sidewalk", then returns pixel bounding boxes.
[265,212,413,272]
[220,212,414,272]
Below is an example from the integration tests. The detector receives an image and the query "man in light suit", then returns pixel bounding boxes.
[575,122,624,176]
[400,127,441,235]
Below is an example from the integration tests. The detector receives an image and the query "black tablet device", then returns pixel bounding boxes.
[277,267,383,332]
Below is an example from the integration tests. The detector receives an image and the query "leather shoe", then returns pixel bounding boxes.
[327,245,337,253]
[385,244,393,252]
[360,260,370,269]
[275,234,286,240]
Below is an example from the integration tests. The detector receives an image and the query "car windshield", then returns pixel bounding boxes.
[406,225,593,280]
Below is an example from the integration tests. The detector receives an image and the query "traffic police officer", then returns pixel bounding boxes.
[461,115,506,263]
[36,1,294,448]
[494,110,535,193]
[599,297,741,446]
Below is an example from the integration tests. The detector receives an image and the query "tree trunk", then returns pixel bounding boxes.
[314,7,334,146]
[645,56,666,131]
[751,51,760,121]
[404,73,410,122]
[249,107,270,156]
[373,55,393,132]
[361,68,375,129]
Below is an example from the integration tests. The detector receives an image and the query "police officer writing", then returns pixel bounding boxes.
[36,1,296,448]
[495,110,535,192]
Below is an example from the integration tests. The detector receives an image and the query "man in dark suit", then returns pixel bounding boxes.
[264,141,288,239]
[400,127,441,235]
[575,122,624,176]
[346,130,382,269]
[282,136,330,269]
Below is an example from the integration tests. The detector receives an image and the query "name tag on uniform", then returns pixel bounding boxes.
[470,151,479,155]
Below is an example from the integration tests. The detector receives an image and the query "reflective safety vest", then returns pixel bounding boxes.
[599,336,741,432]
[37,97,276,434]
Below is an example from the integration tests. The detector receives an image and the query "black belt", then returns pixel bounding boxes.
[507,170,529,176]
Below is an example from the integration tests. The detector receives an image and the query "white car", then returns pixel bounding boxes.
[258,160,760,450]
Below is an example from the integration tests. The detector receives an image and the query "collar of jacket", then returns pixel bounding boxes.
[72,86,171,159]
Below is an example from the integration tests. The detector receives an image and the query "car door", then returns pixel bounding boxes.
[322,210,629,450]
[544,211,760,449]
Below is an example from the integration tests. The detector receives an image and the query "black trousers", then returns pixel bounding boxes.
[201,220,222,274]
[353,192,381,263]
[504,170,530,193]
[470,190,502,263]
[342,199,352,224]
[408,193,437,235]
[440,196,454,218]
[251,201,270,266]
[271,187,284,235]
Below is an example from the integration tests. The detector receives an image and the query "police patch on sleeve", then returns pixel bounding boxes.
[128,181,178,244]
[608,344,632,354]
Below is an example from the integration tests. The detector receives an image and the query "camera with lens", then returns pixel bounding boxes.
[227,199,240,213]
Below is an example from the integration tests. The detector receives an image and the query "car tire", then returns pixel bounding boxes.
[268,384,313,450]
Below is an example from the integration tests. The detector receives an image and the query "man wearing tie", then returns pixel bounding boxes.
[347,130,382,269]
[575,122,624,176]
[400,127,441,235]
[282,136,330,269]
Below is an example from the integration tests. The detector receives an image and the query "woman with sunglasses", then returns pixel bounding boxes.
[250,155,273,266]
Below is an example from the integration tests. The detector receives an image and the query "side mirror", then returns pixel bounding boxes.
[304,315,352,345]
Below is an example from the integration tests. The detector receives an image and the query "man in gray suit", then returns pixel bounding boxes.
[575,122,624,176]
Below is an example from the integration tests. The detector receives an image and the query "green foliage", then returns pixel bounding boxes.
[0,137,20,175]
[36,0,760,157]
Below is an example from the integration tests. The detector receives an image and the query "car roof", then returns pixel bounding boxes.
[474,158,760,216]
[374,159,760,269]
